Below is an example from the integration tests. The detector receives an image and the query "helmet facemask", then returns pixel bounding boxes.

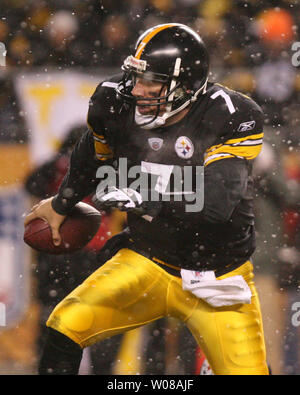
[116,23,209,129]
[117,55,200,129]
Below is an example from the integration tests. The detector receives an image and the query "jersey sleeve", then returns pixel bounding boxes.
[52,80,121,214]
[158,92,263,224]
[87,83,114,162]
[197,157,250,223]
[25,159,57,198]
[158,156,250,224]
[204,93,264,167]
[51,129,101,215]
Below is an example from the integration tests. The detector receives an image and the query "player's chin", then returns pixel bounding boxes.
[137,106,153,115]
[137,106,165,116]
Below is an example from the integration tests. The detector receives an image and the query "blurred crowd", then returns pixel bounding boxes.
[0,0,300,374]
[0,0,299,70]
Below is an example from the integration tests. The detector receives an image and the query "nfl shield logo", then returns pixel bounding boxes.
[148,137,163,151]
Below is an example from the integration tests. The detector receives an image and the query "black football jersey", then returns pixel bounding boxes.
[52,73,264,274]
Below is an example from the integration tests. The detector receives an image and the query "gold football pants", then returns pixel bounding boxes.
[47,248,268,375]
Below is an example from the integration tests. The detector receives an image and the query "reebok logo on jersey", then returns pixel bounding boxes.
[237,120,256,132]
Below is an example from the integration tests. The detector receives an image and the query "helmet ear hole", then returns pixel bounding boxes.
[175,86,187,98]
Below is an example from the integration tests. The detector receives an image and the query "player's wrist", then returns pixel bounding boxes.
[51,194,73,216]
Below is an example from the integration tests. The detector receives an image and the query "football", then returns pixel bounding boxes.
[24,202,101,255]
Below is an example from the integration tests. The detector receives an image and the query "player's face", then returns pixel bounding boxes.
[131,77,167,115]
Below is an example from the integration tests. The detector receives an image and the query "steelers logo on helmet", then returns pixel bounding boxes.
[175,136,194,159]
[116,23,210,129]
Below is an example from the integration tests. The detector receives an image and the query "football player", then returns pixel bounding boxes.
[25,23,268,375]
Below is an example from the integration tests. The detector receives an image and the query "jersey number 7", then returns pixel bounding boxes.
[210,89,236,114]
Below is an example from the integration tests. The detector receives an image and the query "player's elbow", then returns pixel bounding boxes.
[200,208,234,224]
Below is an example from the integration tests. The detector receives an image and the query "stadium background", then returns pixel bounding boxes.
[0,0,300,375]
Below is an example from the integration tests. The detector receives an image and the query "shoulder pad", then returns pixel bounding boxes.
[207,83,263,116]
[203,83,264,166]
[87,73,123,134]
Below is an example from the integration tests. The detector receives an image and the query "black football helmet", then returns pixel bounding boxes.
[116,23,210,128]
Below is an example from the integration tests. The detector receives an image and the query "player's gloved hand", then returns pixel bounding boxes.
[24,197,66,246]
[93,186,162,219]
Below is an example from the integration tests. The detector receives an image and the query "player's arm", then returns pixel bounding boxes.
[153,156,250,225]
[24,130,101,245]
[193,157,250,223]
[197,112,264,222]
[25,159,57,198]
[24,83,115,244]
[51,82,115,214]
[51,129,102,215]
[162,95,265,223]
